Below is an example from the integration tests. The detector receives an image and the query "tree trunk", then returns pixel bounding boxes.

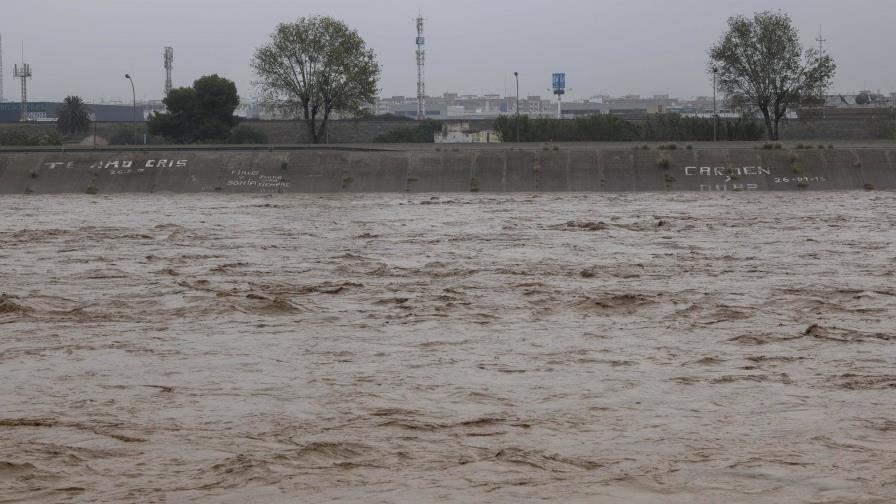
[306,117,320,144]
[319,107,332,145]
[761,109,776,141]
[303,102,320,144]
[314,116,329,145]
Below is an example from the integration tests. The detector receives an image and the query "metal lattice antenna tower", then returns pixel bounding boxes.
[816,26,827,54]
[163,47,174,96]
[415,13,426,120]
[13,45,31,122]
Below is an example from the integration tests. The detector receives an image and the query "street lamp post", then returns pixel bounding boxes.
[125,74,137,145]
[712,66,718,142]
[514,72,520,143]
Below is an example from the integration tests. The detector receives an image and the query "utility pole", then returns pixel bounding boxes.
[0,33,4,104]
[125,74,137,144]
[712,66,718,142]
[514,72,520,143]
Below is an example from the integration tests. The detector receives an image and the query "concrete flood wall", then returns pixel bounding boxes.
[1,147,894,194]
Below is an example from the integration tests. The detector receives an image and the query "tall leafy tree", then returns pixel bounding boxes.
[56,95,91,136]
[148,74,240,143]
[251,16,381,143]
[709,11,836,140]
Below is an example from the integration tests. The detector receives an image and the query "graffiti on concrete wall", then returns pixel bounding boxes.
[685,166,771,180]
[684,165,768,192]
[683,165,828,192]
[225,169,290,190]
[43,159,189,176]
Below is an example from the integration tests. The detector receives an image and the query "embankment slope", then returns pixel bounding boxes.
[1,145,894,193]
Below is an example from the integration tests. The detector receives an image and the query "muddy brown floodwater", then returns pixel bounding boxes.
[0,193,895,503]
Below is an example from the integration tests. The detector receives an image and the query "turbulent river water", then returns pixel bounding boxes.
[1,193,894,503]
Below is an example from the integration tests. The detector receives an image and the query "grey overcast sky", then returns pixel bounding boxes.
[1,0,894,103]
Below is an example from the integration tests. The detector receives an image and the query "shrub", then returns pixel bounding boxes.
[0,129,63,146]
[640,113,764,142]
[494,114,641,142]
[228,126,268,144]
[108,129,138,145]
[373,120,441,143]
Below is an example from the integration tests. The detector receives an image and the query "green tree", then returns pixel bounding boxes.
[56,95,91,136]
[251,16,381,144]
[148,74,240,143]
[709,11,836,140]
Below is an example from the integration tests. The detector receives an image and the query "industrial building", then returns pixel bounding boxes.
[373,93,683,120]
[0,102,161,123]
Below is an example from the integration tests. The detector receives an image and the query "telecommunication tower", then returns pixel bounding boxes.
[816,26,827,54]
[14,52,31,122]
[415,14,426,120]
[163,46,174,96]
